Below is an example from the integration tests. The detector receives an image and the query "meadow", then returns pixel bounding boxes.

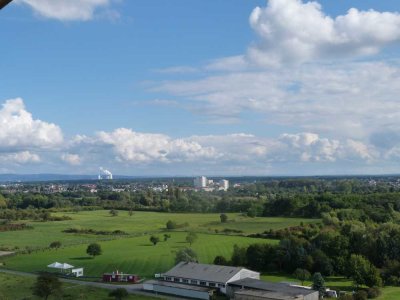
[0,210,319,249]
[3,232,278,278]
[7,210,400,299]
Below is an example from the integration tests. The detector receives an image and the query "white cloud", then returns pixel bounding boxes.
[277,133,377,163]
[61,153,82,165]
[155,61,400,140]
[0,151,41,164]
[0,98,63,150]
[96,128,216,163]
[16,0,116,21]
[247,0,400,66]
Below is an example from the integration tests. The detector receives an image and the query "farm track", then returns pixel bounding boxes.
[0,268,182,300]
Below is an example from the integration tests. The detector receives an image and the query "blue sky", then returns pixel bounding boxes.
[1,0,400,176]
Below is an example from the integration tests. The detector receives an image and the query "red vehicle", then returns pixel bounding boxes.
[102,271,139,283]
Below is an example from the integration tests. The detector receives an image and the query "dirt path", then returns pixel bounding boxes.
[0,251,14,257]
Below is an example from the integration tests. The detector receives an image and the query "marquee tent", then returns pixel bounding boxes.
[47,262,74,272]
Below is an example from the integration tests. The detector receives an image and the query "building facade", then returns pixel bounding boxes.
[160,262,260,294]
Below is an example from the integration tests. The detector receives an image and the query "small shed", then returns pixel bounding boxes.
[71,268,84,277]
[102,271,139,283]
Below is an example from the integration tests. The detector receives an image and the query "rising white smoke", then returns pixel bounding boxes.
[98,167,113,180]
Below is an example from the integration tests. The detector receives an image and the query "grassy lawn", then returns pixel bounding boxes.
[0,210,319,249]
[2,232,278,278]
[0,273,157,300]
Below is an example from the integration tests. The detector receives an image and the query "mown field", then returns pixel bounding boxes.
[1,210,399,299]
[0,210,320,249]
[3,232,278,278]
[0,273,157,300]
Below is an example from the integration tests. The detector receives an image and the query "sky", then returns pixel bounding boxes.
[1,0,400,176]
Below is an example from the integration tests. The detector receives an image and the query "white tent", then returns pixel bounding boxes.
[47,262,74,272]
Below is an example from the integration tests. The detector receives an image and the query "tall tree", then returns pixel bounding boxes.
[220,213,228,223]
[150,235,160,246]
[186,232,198,246]
[312,272,326,299]
[293,268,311,286]
[86,243,102,258]
[175,248,198,264]
[32,273,62,300]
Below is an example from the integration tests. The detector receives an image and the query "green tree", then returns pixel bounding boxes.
[166,220,177,230]
[86,243,102,258]
[0,194,7,208]
[164,233,171,241]
[32,273,62,300]
[312,272,326,298]
[150,235,160,245]
[353,290,368,300]
[349,255,382,288]
[214,255,228,265]
[293,268,311,286]
[49,241,62,250]
[231,244,247,266]
[175,248,198,264]
[220,213,228,223]
[109,288,128,300]
[109,209,118,217]
[186,232,198,246]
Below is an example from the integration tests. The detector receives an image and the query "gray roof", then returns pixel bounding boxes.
[228,278,317,297]
[235,289,304,300]
[163,262,253,283]
[145,280,212,293]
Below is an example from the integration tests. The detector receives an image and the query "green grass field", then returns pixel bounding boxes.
[0,210,399,299]
[3,232,277,278]
[0,210,319,249]
[0,273,157,300]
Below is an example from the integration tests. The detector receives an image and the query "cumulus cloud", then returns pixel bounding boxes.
[96,128,217,163]
[0,98,63,150]
[0,151,41,164]
[61,153,82,165]
[277,133,376,163]
[247,0,400,66]
[15,0,117,21]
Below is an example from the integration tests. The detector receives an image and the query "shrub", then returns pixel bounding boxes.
[366,287,381,299]
[353,290,368,300]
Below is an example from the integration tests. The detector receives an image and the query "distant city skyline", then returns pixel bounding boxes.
[1,0,400,175]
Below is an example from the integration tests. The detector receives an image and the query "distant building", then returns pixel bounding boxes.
[194,176,229,192]
[226,278,319,300]
[144,262,318,300]
[194,176,207,188]
[219,179,229,191]
[157,262,259,294]
[103,270,140,283]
